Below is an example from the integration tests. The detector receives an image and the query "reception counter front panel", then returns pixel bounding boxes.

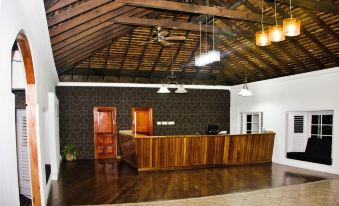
[119,131,275,172]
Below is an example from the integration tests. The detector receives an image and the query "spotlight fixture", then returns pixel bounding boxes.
[269,0,285,42]
[256,0,271,46]
[283,0,301,37]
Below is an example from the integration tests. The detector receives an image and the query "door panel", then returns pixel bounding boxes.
[132,107,153,136]
[94,107,117,159]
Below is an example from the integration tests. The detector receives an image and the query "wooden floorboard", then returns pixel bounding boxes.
[47,159,338,205]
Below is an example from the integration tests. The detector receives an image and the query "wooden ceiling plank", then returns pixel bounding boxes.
[133,28,157,82]
[103,43,113,81]
[115,0,276,24]
[111,16,253,37]
[243,2,319,72]
[117,31,134,79]
[53,23,117,56]
[50,6,137,45]
[46,0,79,14]
[49,2,125,37]
[179,40,200,77]
[304,9,339,42]
[56,27,132,69]
[147,14,179,81]
[54,25,128,61]
[48,0,111,27]
[270,3,339,65]
[265,0,339,15]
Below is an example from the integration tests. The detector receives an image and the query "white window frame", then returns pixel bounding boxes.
[240,112,263,134]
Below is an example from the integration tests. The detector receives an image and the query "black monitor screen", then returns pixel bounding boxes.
[206,124,219,135]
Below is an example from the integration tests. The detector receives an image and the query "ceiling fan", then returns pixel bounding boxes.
[142,27,187,46]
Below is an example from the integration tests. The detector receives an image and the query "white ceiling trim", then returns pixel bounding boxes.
[57,82,230,90]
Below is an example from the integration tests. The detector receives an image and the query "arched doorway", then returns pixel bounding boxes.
[15,32,42,206]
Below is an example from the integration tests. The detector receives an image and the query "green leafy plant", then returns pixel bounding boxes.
[62,144,79,161]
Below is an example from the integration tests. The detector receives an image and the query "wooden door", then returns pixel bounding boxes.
[132,107,153,136]
[93,107,117,159]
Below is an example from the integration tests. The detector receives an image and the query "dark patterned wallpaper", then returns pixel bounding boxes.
[56,86,230,159]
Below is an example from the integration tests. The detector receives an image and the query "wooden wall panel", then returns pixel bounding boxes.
[119,132,275,172]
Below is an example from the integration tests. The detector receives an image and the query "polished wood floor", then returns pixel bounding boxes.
[47,159,338,206]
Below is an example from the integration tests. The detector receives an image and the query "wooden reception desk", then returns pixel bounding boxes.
[118,130,275,172]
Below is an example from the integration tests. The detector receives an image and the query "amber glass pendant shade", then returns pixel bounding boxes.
[256,30,271,46]
[269,25,285,42]
[283,18,301,37]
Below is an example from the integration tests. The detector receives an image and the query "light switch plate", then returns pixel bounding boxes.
[157,121,162,125]
[162,121,168,125]
[168,121,175,125]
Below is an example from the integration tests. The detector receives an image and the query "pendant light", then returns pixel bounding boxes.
[269,0,285,42]
[283,0,301,36]
[238,76,253,97]
[256,0,271,46]
[157,84,170,93]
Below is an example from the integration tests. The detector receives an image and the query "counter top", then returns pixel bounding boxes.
[119,130,274,139]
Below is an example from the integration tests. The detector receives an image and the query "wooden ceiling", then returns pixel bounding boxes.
[45,0,339,85]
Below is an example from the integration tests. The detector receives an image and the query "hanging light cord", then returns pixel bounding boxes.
[261,0,264,31]
[274,0,278,25]
[289,0,293,18]
[199,21,202,55]
[212,15,215,51]
[205,16,208,53]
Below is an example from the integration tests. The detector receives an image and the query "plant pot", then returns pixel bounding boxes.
[66,154,75,161]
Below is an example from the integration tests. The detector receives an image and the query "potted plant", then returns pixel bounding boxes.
[62,144,79,161]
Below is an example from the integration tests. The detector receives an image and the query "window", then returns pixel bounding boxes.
[311,114,333,139]
[240,112,263,133]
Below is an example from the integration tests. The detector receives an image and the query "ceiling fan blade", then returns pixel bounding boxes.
[160,40,175,47]
[141,40,156,46]
[159,31,169,37]
[164,36,187,41]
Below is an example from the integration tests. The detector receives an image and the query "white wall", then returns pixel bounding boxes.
[0,0,59,205]
[48,93,60,181]
[230,67,339,175]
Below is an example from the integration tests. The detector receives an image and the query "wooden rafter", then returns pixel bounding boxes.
[103,43,112,81]
[47,0,111,27]
[46,0,79,14]
[115,0,277,24]
[265,0,339,15]
[110,16,253,37]
[118,31,134,79]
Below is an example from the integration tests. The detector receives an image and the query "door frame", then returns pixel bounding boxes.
[16,32,41,205]
[93,106,117,159]
[132,107,153,136]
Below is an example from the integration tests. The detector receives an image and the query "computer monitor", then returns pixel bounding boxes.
[206,124,219,135]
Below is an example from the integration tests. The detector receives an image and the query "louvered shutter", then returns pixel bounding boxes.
[16,109,31,198]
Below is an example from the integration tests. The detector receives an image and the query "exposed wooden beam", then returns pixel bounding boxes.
[57,27,132,71]
[270,2,339,65]
[50,6,137,45]
[48,0,111,27]
[49,2,125,37]
[133,28,156,81]
[243,2,323,71]
[303,9,339,42]
[103,43,113,81]
[54,26,128,62]
[118,31,134,79]
[115,0,276,24]
[110,16,253,37]
[46,0,79,14]
[265,0,339,15]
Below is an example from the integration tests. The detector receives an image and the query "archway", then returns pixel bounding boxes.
[15,32,41,206]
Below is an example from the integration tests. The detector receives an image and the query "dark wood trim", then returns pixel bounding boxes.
[16,32,41,206]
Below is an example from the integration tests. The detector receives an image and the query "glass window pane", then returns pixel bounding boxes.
[322,115,333,125]
[311,135,319,139]
[252,123,259,132]
[312,115,320,124]
[252,114,259,122]
[247,123,252,130]
[311,125,320,135]
[247,115,252,122]
[322,126,332,135]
